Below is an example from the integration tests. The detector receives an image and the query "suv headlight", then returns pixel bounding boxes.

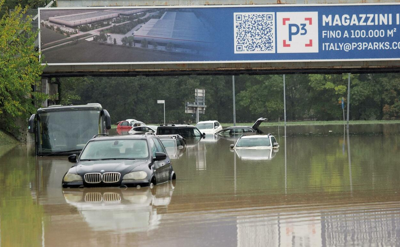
[123,171,147,180]
[63,173,82,182]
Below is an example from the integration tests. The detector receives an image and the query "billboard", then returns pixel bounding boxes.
[39,4,400,65]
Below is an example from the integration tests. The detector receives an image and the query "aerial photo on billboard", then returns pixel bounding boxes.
[39,4,400,65]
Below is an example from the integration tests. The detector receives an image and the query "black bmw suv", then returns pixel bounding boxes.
[62,134,176,188]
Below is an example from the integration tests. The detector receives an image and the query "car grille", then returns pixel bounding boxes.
[84,173,102,184]
[103,172,121,183]
[83,172,121,184]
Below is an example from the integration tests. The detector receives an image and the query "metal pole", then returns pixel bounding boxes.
[163,103,166,125]
[233,75,236,126]
[284,125,287,195]
[283,74,287,126]
[347,73,351,128]
[196,107,199,124]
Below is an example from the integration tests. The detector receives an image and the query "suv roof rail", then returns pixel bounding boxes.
[92,133,109,138]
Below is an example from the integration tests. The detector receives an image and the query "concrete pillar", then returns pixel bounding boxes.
[41,77,50,107]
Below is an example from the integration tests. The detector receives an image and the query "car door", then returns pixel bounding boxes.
[151,138,171,183]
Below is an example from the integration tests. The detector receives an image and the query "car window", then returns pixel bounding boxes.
[197,123,213,129]
[271,136,277,145]
[236,138,271,147]
[121,121,129,126]
[243,128,253,133]
[219,129,231,136]
[233,129,243,134]
[149,139,157,157]
[215,122,220,127]
[153,138,166,153]
[193,128,202,137]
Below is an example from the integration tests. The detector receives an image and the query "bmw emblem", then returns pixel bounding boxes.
[101,170,105,173]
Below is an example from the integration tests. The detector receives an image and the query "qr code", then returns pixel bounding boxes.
[234,12,275,54]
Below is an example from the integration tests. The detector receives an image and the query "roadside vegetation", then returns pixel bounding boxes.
[61,74,400,125]
[0,0,47,139]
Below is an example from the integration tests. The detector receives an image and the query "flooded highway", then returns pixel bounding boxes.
[1,124,400,246]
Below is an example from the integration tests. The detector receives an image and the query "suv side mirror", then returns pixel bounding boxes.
[154,152,167,161]
[68,154,77,163]
[103,109,111,130]
[230,144,235,149]
[273,142,279,148]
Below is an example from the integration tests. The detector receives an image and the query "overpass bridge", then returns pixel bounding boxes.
[39,0,400,77]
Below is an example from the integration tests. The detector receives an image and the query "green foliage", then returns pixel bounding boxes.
[0,0,46,136]
[59,73,400,124]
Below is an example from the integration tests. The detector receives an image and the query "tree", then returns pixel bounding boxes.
[0,0,46,138]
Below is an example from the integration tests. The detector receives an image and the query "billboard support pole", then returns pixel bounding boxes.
[233,75,236,126]
[283,74,287,127]
[347,73,351,129]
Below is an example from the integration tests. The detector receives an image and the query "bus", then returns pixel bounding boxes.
[28,103,111,156]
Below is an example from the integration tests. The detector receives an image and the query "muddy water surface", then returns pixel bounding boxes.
[1,124,400,246]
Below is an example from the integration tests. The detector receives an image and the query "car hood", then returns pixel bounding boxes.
[251,117,267,133]
[74,160,149,174]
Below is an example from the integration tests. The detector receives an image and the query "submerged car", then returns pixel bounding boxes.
[230,134,279,150]
[157,135,186,159]
[216,117,267,137]
[196,120,223,135]
[126,119,145,127]
[62,135,176,188]
[156,125,205,139]
[129,125,156,135]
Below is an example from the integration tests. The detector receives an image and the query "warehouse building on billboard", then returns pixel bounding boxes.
[48,9,146,27]
[133,11,213,50]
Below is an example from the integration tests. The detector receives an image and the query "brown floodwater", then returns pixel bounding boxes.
[1,124,400,246]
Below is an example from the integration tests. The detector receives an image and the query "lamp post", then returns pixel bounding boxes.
[157,100,165,125]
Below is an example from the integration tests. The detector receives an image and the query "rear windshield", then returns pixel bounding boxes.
[196,123,213,130]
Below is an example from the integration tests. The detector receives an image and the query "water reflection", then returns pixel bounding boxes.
[234,148,278,161]
[63,181,175,233]
[2,124,400,246]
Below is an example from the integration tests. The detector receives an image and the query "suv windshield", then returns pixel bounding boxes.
[196,123,213,129]
[80,139,149,160]
[236,138,271,147]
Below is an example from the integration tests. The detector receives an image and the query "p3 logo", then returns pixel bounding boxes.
[277,12,319,53]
